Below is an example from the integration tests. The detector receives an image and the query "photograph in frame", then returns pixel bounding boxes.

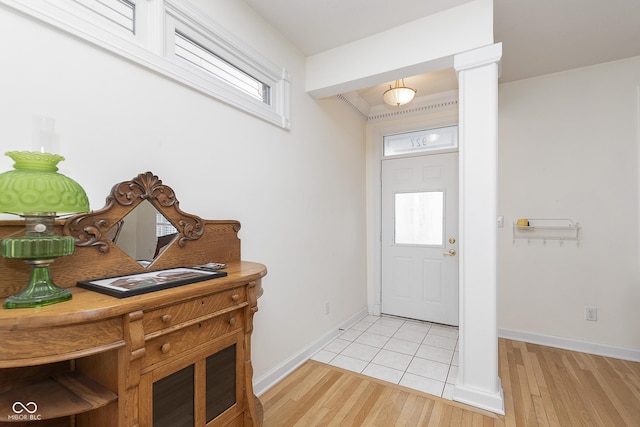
[77,267,227,298]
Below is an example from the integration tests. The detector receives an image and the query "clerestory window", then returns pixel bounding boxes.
[0,0,291,128]
[72,0,136,34]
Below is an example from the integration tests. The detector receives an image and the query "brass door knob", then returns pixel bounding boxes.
[443,249,456,256]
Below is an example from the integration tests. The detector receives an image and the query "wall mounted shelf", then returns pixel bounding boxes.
[512,218,580,245]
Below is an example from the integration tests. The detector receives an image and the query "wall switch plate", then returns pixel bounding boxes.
[324,301,330,315]
[585,306,598,321]
[497,216,504,228]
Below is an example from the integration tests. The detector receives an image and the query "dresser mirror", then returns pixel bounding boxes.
[64,171,204,269]
[107,200,179,267]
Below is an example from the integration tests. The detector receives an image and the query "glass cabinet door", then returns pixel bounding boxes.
[205,345,236,423]
[153,365,195,427]
[150,341,239,426]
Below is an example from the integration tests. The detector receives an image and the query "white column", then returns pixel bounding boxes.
[452,43,504,414]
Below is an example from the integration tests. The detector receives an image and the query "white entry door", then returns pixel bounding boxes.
[381,152,459,325]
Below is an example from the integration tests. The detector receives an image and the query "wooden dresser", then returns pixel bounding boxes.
[0,172,265,427]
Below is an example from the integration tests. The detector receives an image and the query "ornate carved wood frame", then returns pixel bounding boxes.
[64,172,204,255]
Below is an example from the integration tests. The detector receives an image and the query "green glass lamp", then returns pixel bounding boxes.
[0,151,89,309]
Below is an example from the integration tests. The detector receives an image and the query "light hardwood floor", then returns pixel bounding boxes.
[260,338,640,426]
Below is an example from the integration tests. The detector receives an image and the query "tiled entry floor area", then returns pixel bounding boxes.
[311,315,459,399]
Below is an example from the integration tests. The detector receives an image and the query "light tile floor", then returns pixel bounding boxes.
[311,315,459,399]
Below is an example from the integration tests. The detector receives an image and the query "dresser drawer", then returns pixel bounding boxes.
[143,310,242,369]
[143,287,246,334]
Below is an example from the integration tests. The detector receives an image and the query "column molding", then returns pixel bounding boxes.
[452,42,504,414]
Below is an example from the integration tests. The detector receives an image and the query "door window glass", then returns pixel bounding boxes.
[394,191,444,245]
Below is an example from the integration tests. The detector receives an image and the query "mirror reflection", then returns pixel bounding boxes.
[107,200,178,267]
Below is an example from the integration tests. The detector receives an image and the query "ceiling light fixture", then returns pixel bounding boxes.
[383,79,417,107]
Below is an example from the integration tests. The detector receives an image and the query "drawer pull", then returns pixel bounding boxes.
[160,343,171,353]
[231,294,240,302]
[228,317,236,327]
[161,314,172,323]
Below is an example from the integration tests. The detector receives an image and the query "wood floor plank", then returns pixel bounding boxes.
[395,394,433,427]
[341,381,385,426]
[430,401,451,426]
[498,339,518,427]
[261,362,317,418]
[521,347,541,397]
[590,363,640,426]
[528,351,548,392]
[260,341,640,427]
[530,394,549,427]
[516,364,537,425]
[449,406,464,425]
[459,407,475,426]
[507,348,528,426]
[319,374,360,411]
[292,372,352,426]
[393,393,420,426]
[360,387,400,426]
[560,353,600,425]
[318,379,370,426]
[386,390,412,425]
[538,386,562,427]
[621,359,640,385]
[532,347,574,426]
[580,369,622,427]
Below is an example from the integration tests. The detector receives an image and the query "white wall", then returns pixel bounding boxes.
[497,56,640,356]
[0,2,368,379]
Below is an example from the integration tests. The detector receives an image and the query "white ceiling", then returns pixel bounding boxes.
[244,0,640,108]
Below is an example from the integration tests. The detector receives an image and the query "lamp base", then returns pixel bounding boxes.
[3,259,72,309]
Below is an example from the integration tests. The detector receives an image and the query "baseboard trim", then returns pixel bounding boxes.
[452,378,505,415]
[499,328,640,362]
[253,307,369,396]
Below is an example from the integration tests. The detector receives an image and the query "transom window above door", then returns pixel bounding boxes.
[383,125,458,157]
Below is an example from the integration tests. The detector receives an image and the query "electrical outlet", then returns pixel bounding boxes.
[324,301,330,315]
[585,307,598,321]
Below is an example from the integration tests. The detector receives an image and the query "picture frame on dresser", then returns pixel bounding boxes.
[78,267,228,298]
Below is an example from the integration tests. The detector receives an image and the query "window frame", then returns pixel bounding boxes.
[164,1,290,128]
[0,0,291,129]
[71,0,137,35]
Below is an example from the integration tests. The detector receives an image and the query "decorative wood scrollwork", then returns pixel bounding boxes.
[112,172,176,207]
[64,172,204,254]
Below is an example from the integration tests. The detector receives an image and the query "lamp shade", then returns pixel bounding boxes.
[0,151,89,215]
[383,80,417,107]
